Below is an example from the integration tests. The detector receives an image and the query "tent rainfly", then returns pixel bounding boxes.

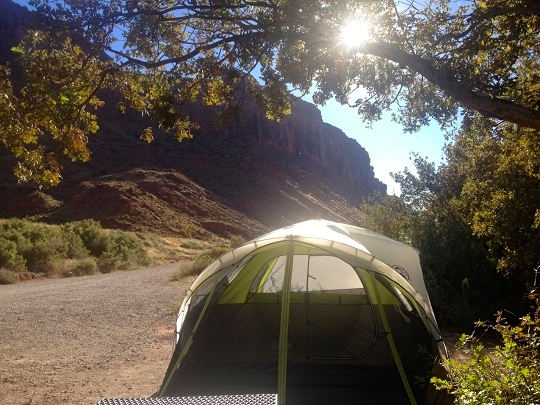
[158,220,448,404]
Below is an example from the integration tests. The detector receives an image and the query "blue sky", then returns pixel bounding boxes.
[315,99,447,195]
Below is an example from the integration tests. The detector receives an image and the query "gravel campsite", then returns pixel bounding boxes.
[0,263,195,405]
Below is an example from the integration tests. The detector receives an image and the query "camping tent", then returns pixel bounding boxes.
[158,220,447,404]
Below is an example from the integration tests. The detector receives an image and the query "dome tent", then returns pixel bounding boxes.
[158,220,447,404]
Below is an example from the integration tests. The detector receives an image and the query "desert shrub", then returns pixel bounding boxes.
[0,268,18,284]
[135,232,159,248]
[0,218,30,233]
[59,224,90,259]
[97,232,150,273]
[228,235,245,248]
[432,292,540,404]
[0,220,35,255]
[70,257,98,276]
[0,238,27,272]
[208,246,230,258]
[188,246,229,276]
[66,219,109,257]
[0,219,158,278]
[178,225,194,238]
[3,223,69,273]
[96,254,117,273]
[18,231,69,274]
[187,254,212,276]
[180,241,203,250]
[184,239,244,278]
[0,219,87,273]
[170,262,192,282]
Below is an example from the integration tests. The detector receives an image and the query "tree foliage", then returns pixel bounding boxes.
[359,193,419,244]
[0,0,538,185]
[0,32,106,186]
[447,120,540,275]
[360,109,539,322]
[363,161,511,325]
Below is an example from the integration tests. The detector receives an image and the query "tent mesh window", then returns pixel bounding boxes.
[246,253,376,361]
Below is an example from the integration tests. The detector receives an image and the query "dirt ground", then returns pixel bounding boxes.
[0,262,196,405]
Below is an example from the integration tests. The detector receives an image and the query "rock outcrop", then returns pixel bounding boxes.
[185,97,386,200]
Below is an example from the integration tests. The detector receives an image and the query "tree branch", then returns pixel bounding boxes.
[364,42,540,130]
[108,32,261,69]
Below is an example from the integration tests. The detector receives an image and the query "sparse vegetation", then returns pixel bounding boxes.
[169,298,184,317]
[228,234,246,249]
[171,235,246,281]
[179,241,203,250]
[187,247,229,276]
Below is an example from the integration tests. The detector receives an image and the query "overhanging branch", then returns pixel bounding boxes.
[364,42,540,130]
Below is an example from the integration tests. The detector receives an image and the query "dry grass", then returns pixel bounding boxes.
[134,232,220,266]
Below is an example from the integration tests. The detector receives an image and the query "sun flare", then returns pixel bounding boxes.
[339,19,371,49]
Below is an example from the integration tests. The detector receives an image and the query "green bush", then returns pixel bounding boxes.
[60,224,90,259]
[65,219,109,257]
[0,218,29,233]
[432,294,540,404]
[0,220,38,259]
[0,268,18,284]
[0,219,154,277]
[19,235,67,274]
[71,257,98,276]
[96,254,117,273]
[1,222,69,274]
[0,238,26,272]
[97,232,150,273]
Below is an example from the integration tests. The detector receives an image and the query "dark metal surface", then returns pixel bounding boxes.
[96,394,277,405]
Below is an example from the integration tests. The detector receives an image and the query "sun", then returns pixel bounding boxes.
[339,18,371,49]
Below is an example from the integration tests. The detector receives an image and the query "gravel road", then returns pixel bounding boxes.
[0,262,196,405]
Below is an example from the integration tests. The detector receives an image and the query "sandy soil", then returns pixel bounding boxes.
[0,263,196,405]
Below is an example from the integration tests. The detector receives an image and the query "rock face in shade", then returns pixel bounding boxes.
[0,0,386,238]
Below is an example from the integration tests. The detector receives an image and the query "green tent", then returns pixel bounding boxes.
[158,220,447,404]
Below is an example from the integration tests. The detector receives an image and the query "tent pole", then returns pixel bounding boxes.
[369,272,418,405]
[277,240,295,405]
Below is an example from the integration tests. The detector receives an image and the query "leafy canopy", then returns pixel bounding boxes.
[0,0,538,186]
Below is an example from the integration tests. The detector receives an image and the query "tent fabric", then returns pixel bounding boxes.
[159,220,446,404]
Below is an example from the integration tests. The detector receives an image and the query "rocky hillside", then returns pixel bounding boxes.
[0,0,386,239]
